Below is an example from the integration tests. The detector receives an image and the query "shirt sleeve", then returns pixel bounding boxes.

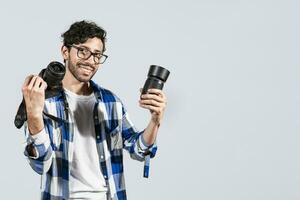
[23,122,53,175]
[121,109,158,178]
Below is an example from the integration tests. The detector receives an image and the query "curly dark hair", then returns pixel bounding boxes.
[61,20,107,52]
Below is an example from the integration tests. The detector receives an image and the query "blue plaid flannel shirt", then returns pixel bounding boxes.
[23,80,157,200]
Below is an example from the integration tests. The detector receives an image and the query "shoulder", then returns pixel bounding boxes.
[101,87,122,103]
[90,80,122,103]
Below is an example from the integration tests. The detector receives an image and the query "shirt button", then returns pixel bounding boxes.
[100,155,104,159]
[96,135,100,139]
[104,175,107,179]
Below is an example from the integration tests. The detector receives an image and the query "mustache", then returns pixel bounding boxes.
[77,62,95,69]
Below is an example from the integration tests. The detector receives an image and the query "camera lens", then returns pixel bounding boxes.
[142,65,170,95]
[43,61,65,87]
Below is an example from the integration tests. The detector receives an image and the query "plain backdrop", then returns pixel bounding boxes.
[1,0,300,199]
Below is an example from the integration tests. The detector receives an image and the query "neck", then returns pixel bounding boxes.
[62,71,93,96]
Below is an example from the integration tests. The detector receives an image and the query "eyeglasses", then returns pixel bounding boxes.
[68,45,108,64]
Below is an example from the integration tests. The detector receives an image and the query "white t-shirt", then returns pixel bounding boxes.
[64,88,108,200]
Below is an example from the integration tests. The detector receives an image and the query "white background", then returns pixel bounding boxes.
[1,0,300,199]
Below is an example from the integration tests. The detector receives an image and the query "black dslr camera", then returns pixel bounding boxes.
[14,61,65,129]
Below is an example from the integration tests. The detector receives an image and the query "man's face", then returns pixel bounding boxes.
[62,37,104,83]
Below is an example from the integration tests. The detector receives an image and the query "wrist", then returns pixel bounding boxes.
[27,111,43,120]
[27,113,44,135]
[150,116,161,127]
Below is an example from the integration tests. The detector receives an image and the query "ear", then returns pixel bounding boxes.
[61,45,70,61]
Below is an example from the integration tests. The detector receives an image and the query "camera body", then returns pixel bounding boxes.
[14,61,65,129]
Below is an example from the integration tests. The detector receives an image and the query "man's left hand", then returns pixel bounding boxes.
[139,88,167,126]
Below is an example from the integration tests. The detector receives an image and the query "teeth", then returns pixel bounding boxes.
[83,67,92,71]
[83,68,92,73]
[80,65,93,72]
[80,67,93,75]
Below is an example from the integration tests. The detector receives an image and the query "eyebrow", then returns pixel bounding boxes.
[79,45,102,53]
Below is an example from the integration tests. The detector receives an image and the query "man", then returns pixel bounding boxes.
[22,20,167,200]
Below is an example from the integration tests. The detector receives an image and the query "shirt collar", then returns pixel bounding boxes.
[89,79,103,102]
[46,80,103,102]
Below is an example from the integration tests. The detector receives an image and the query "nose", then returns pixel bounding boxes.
[84,55,96,67]
[86,54,97,65]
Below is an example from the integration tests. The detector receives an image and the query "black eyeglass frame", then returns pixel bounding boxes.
[67,44,108,64]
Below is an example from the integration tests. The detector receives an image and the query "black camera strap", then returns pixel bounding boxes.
[42,90,70,124]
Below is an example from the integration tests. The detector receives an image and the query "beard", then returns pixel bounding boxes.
[67,60,98,83]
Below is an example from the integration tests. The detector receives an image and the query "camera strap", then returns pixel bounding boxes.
[42,90,70,124]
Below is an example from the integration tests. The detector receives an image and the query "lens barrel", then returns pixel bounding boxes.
[42,61,65,87]
[142,65,170,95]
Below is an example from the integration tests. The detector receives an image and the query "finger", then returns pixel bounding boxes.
[22,75,34,97]
[23,76,37,103]
[140,94,164,103]
[27,76,38,90]
[139,104,160,113]
[139,99,162,107]
[147,88,165,99]
[33,77,43,90]
[22,75,34,87]
[40,81,48,91]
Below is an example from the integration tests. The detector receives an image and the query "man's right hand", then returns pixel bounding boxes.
[22,75,47,134]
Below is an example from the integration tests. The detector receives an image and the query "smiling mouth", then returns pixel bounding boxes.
[79,65,94,74]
